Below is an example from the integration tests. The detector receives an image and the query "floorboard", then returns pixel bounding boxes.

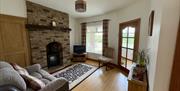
[72,60,128,91]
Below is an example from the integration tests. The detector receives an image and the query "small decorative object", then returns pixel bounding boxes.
[51,21,57,27]
[133,66,146,81]
[148,10,155,36]
[75,0,86,12]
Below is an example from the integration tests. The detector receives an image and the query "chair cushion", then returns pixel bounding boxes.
[98,56,112,63]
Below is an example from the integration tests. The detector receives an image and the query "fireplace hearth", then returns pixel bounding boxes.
[47,41,63,68]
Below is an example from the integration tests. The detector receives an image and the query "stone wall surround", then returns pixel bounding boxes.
[26,1,71,67]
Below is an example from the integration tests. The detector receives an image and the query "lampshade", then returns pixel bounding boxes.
[75,0,86,12]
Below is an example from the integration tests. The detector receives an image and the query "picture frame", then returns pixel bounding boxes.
[148,10,155,36]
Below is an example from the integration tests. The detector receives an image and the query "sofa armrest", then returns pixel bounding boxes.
[0,85,21,91]
[39,78,69,91]
[26,64,41,74]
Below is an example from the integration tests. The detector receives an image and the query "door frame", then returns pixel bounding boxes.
[169,19,180,91]
[118,18,141,73]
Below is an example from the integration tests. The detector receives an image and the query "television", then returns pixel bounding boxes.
[73,45,86,54]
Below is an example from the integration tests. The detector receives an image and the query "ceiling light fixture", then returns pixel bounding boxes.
[75,0,86,12]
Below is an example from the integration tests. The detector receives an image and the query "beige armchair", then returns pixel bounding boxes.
[98,47,114,70]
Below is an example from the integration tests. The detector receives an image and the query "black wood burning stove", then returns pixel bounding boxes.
[46,42,63,68]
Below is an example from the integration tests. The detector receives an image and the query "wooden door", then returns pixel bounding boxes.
[0,14,30,67]
[0,23,4,60]
[0,26,3,53]
[118,19,140,72]
[1,21,25,52]
[169,20,180,91]
[5,53,26,67]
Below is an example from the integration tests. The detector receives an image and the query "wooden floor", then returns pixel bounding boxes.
[72,60,128,91]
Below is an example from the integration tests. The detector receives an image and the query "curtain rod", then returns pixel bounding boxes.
[81,19,110,24]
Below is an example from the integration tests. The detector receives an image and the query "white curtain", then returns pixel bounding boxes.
[86,21,103,55]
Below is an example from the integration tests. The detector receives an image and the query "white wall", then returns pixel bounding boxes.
[77,0,150,64]
[146,0,163,90]
[0,0,77,54]
[69,16,75,53]
[0,0,27,17]
[69,16,80,53]
[147,0,180,91]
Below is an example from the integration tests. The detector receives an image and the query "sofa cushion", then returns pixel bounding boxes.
[39,78,69,91]
[26,64,41,74]
[11,63,45,90]
[0,61,14,69]
[22,74,45,90]
[30,72,43,79]
[11,63,29,75]
[26,87,34,91]
[0,67,26,91]
[29,69,56,85]
[38,70,56,81]
[0,85,21,91]
[40,78,51,85]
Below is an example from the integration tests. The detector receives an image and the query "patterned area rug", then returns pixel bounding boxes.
[52,63,98,90]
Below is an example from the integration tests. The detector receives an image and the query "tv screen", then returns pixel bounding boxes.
[73,45,86,54]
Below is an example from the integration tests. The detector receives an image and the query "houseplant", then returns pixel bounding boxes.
[134,50,149,67]
[132,50,149,81]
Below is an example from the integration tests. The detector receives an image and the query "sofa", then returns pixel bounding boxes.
[0,61,69,91]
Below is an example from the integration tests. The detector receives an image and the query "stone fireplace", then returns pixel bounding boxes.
[47,41,63,68]
[26,1,71,67]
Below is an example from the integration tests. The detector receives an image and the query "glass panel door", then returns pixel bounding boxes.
[120,27,135,70]
[118,19,140,72]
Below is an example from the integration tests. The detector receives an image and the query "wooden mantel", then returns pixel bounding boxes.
[25,24,71,32]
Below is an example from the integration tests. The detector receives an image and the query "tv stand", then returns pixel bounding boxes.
[72,53,87,62]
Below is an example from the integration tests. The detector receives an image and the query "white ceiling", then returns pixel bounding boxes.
[27,0,140,18]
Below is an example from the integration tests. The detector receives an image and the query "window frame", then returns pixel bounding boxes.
[86,23,103,54]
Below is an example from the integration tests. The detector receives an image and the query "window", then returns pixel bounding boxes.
[86,22,103,54]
